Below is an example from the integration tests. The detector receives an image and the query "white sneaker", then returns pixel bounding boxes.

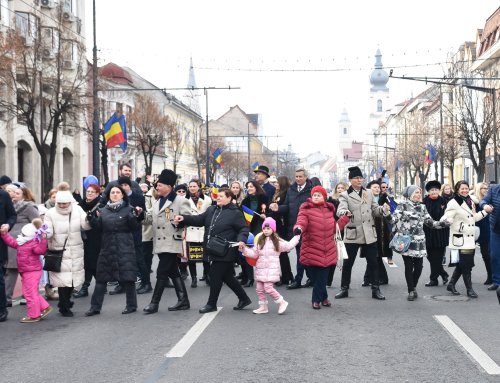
[252,302,268,314]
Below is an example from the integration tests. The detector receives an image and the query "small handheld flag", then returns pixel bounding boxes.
[213,148,224,168]
[242,205,255,224]
[251,161,259,171]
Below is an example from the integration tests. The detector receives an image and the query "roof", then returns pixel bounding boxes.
[98,62,133,85]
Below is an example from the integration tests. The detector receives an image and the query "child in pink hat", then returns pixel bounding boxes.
[240,217,300,314]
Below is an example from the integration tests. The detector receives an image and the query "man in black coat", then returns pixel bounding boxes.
[0,188,17,322]
[103,163,142,198]
[254,165,276,204]
[270,168,312,289]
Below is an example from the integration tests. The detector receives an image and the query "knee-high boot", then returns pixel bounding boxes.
[463,271,478,298]
[143,279,166,314]
[447,267,461,295]
[168,277,190,311]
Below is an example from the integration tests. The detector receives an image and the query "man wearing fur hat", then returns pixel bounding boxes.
[254,165,276,204]
[335,166,390,300]
[142,169,192,314]
[0,187,16,322]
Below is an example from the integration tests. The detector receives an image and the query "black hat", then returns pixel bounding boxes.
[254,165,270,178]
[425,180,441,192]
[0,175,12,186]
[174,183,188,193]
[157,169,177,187]
[117,176,132,187]
[366,179,381,189]
[348,166,363,179]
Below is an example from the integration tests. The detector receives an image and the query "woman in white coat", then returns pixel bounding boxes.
[44,190,91,316]
[442,181,488,298]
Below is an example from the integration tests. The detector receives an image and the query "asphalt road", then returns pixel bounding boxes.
[1,249,499,383]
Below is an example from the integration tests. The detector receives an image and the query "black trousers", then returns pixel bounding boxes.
[91,281,136,311]
[240,257,254,283]
[157,252,181,280]
[402,256,423,292]
[363,257,388,284]
[178,258,198,277]
[84,268,96,286]
[479,242,492,281]
[207,261,249,307]
[202,261,210,276]
[340,243,379,288]
[327,265,336,286]
[279,252,294,284]
[142,241,154,284]
[58,286,74,312]
[0,267,6,314]
[426,247,448,282]
[135,242,148,282]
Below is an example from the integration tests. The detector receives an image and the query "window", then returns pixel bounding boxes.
[343,127,347,135]
[377,99,382,112]
[41,27,60,55]
[0,0,10,28]
[15,12,38,40]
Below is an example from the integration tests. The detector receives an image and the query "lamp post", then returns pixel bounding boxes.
[92,0,100,180]
[461,84,497,183]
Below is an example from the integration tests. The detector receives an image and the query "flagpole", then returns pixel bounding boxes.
[92,0,100,180]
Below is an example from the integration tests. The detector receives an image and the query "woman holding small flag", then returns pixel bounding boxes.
[240,181,268,287]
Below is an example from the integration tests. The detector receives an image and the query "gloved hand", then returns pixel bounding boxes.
[293,227,302,236]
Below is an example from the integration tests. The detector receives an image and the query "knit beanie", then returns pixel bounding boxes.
[21,218,43,240]
[403,185,420,199]
[262,217,276,232]
[311,185,327,201]
[55,190,73,203]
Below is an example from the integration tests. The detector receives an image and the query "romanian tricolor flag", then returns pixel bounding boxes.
[211,185,219,200]
[104,113,127,151]
[213,148,224,168]
[251,162,259,171]
[242,205,255,225]
[425,143,437,164]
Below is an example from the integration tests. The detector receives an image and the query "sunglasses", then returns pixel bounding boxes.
[177,190,186,194]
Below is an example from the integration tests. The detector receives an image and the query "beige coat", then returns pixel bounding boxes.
[44,204,91,288]
[145,196,191,254]
[185,195,212,243]
[337,188,385,245]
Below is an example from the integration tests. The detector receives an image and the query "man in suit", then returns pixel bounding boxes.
[335,166,390,300]
[270,168,312,289]
[480,183,500,292]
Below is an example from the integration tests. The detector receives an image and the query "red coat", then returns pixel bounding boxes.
[294,200,348,267]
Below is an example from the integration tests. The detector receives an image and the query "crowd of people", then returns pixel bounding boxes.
[0,163,500,323]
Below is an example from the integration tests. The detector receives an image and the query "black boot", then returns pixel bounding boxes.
[447,268,461,295]
[109,284,125,295]
[137,283,153,294]
[335,287,349,299]
[463,271,478,298]
[73,282,89,298]
[191,277,197,288]
[371,285,386,300]
[165,278,174,288]
[168,277,190,311]
[143,280,166,314]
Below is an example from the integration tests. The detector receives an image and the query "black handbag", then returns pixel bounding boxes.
[206,235,229,257]
[43,212,71,272]
[43,249,65,272]
[205,208,229,258]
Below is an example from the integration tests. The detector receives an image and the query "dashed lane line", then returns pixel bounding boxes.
[165,307,222,358]
[434,315,500,375]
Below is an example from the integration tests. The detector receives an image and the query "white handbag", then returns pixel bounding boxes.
[336,224,348,270]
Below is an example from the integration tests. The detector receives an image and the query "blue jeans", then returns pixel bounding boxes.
[490,230,500,285]
[0,267,7,314]
[307,266,329,303]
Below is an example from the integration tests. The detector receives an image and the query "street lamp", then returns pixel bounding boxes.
[461,84,498,183]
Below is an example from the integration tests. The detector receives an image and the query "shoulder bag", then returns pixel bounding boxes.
[44,212,71,272]
[205,209,229,258]
[389,222,417,253]
[335,223,348,270]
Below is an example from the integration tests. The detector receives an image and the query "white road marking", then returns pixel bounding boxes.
[165,307,222,358]
[434,315,500,375]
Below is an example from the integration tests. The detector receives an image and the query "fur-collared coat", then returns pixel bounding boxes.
[442,196,487,250]
[337,187,386,245]
[145,194,191,254]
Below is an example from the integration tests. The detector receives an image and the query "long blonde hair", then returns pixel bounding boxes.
[474,182,488,200]
[333,182,349,200]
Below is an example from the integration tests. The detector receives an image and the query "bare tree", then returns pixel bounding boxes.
[128,94,169,175]
[166,114,186,175]
[0,10,87,195]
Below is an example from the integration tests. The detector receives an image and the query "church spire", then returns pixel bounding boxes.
[183,57,201,114]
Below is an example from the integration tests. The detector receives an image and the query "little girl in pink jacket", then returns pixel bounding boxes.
[240,217,300,314]
[1,218,52,322]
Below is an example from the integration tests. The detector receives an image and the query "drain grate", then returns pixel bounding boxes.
[431,295,470,302]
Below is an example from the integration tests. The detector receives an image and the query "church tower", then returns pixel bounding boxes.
[183,57,201,115]
[338,108,352,157]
